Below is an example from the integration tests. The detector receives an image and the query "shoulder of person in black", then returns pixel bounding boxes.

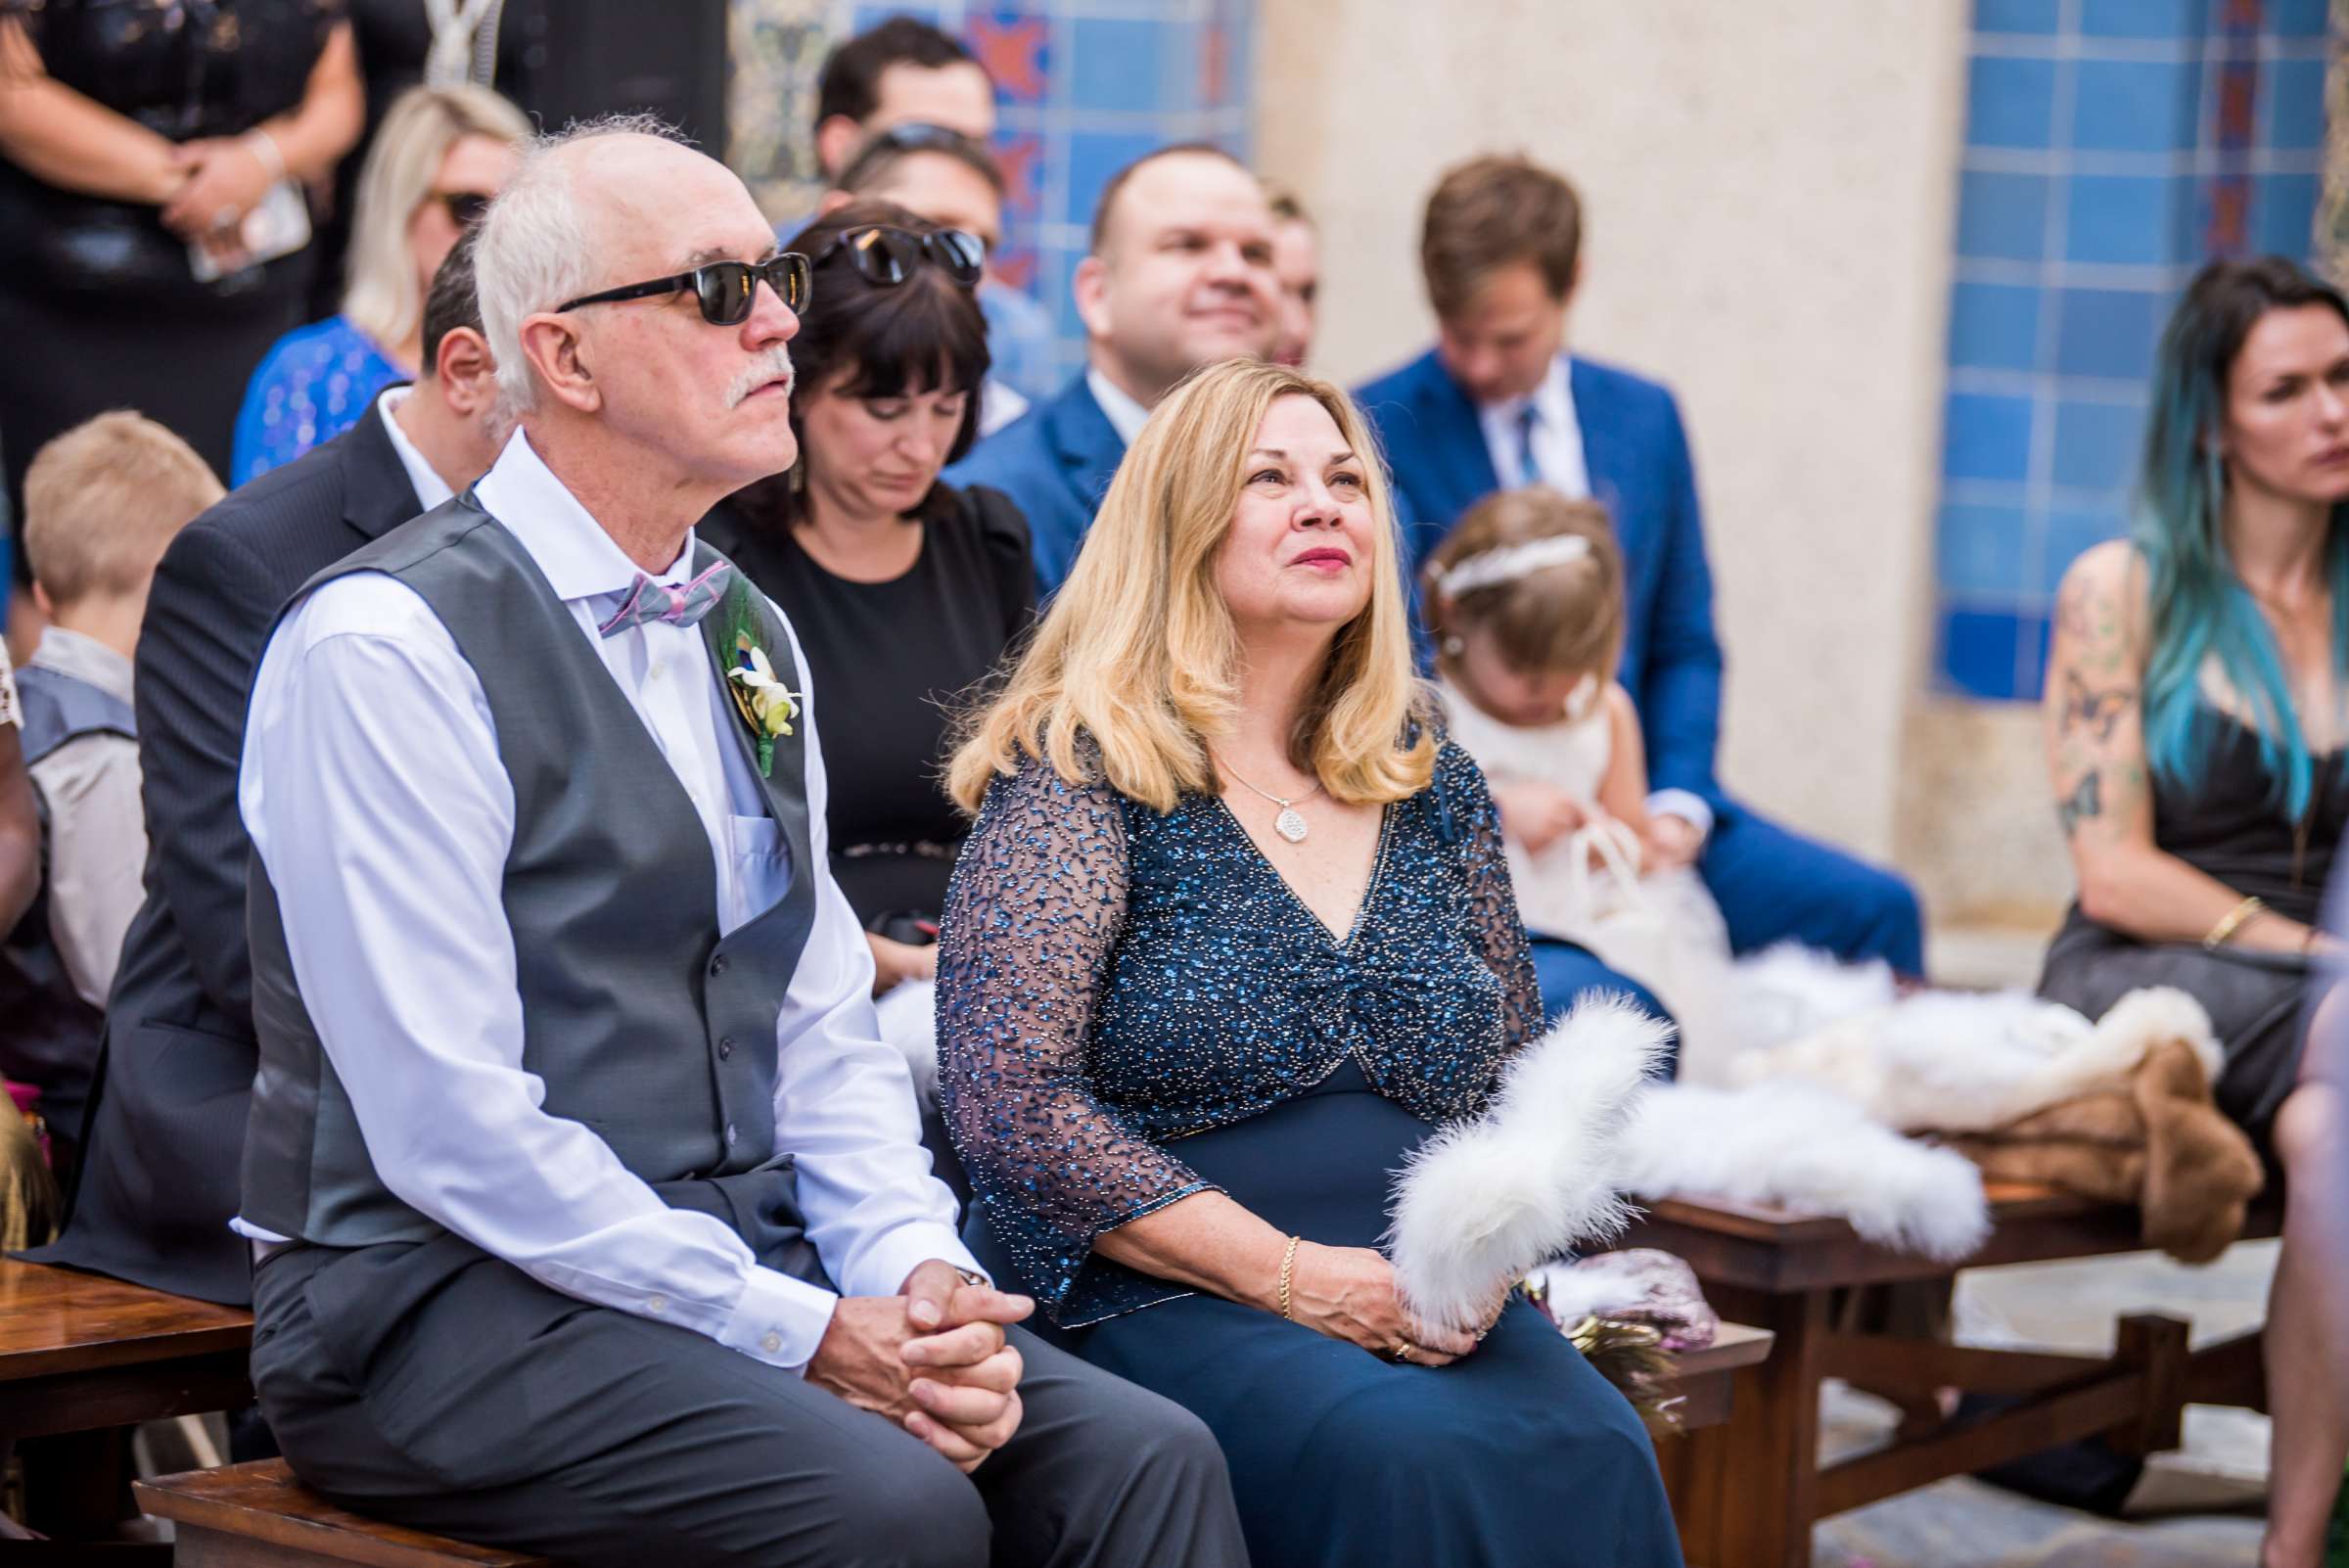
[701,475,1036,626]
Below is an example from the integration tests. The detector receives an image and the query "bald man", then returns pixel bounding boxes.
[230,116,1243,1568]
[946,143,1279,592]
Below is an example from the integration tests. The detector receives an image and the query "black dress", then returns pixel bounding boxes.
[2038,709,2347,1150]
[699,484,1035,929]
[0,0,342,567]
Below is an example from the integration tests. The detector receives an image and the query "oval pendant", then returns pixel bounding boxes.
[1275,806,1310,843]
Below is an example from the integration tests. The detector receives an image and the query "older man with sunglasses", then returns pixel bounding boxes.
[228,115,1245,1568]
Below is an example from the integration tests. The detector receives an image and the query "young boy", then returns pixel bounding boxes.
[0,412,222,1175]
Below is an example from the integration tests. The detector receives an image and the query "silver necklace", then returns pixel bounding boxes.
[1220,758,1323,844]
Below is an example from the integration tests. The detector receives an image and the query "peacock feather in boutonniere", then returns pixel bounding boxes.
[716,581,798,778]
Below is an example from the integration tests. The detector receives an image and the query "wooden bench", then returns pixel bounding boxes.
[138,1461,553,1567]
[1659,1320,1774,1433]
[1,1256,254,1538]
[126,1328,1773,1566]
[1620,1180,2281,1568]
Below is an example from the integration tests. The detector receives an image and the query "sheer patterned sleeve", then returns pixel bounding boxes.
[936,752,1215,1324]
[1441,742,1545,1058]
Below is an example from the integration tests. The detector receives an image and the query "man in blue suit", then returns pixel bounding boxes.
[1359,155,1923,991]
[947,145,1279,591]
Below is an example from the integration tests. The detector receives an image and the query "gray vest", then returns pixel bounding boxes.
[0,662,138,1143]
[240,493,818,1248]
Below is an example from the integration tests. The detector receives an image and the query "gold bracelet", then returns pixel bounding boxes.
[1277,1235,1301,1320]
[2203,895,2266,950]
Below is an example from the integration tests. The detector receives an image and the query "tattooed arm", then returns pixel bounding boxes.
[2048,541,2321,950]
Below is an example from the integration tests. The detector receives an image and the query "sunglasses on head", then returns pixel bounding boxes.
[433,190,494,227]
[814,225,985,290]
[866,122,986,158]
[554,253,814,326]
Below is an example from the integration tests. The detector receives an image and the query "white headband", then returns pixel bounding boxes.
[1434,534,1593,598]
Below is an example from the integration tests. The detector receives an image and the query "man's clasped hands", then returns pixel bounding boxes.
[811,1261,1034,1472]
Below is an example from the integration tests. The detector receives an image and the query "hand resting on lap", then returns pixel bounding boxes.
[1287,1241,1486,1366]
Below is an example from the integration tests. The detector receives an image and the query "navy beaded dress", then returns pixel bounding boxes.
[937,737,1682,1568]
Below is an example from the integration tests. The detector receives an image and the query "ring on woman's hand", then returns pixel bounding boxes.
[1393,1340,1418,1363]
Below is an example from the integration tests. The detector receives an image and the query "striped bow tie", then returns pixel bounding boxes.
[597,561,734,637]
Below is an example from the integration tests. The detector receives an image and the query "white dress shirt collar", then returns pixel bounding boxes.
[471,427,698,605]
[1084,365,1151,448]
[1475,353,1589,499]
[377,388,456,513]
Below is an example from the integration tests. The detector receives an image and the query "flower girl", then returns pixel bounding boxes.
[1425,488,1731,1044]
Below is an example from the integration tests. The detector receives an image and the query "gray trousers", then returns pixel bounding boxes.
[250,1238,1247,1568]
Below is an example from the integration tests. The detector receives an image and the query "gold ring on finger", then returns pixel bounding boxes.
[1395,1340,1417,1363]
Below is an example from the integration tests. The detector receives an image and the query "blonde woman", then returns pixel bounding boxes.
[937,359,1681,1568]
[230,83,528,484]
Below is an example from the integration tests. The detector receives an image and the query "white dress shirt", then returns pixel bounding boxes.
[377,387,455,511]
[1476,353,1589,501]
[1084,366,1150,448]
[1474,355,1714,842]
[234,428,978,1370]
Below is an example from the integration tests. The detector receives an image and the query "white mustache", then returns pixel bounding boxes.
[727,349,795,408]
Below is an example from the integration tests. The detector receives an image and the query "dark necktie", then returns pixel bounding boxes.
[1514,402,1543,487]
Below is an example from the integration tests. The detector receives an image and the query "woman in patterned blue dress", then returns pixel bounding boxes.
[230,82,527,484]
[937,359,1681,1568]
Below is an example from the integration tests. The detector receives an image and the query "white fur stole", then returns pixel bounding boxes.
[1386,994,1671,1335]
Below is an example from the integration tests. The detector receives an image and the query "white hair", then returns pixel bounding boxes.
[474,114,695,416]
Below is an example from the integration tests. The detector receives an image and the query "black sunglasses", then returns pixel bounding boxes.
[813,226,984,290]
[555,254,813,326]
[433,190,493,227]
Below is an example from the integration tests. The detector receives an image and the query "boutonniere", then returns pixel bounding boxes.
[726,636,799,778]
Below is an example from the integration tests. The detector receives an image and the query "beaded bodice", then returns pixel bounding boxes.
[936,736,1543,1325]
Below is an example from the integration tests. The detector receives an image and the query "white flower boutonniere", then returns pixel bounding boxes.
[727,639,800,777]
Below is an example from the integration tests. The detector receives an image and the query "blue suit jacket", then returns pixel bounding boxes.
[945,373,1123,595]
[1356,349,1727,806]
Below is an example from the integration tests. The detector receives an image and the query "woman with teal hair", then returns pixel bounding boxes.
[2038,254,2348,1565]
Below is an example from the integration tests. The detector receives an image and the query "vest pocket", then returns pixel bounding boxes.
[727,814,789,916]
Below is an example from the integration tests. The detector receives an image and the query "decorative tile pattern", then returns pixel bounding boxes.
[1935,0,2330,700]
[726,0,842,221]
[838,0,1254,387]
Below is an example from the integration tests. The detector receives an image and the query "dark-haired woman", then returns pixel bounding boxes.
[2037,254,2348,1565]
[701,200,1034,1001]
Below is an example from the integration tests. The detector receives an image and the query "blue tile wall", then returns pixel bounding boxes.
[1979,0,2063,32]
[1949,281,2045,370]
[1936,0,2329,701]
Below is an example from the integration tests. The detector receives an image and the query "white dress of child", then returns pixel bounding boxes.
[1436,679,1732,1038]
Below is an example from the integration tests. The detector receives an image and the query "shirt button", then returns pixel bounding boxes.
[724,1123,739,1147]
[717,1037,735,1060]
[760,1330,782,1355]
[646,1294,667,1314]
[709,955,728,977]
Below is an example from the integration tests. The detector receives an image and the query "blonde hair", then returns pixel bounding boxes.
[949,359,1435,814]
[343,84,531,354]
[1424,487,1624,681]
[23,412,222,606]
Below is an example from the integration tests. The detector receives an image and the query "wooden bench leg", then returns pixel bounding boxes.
[1678,1285,1826,1568]
[18,1428,130,1540]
